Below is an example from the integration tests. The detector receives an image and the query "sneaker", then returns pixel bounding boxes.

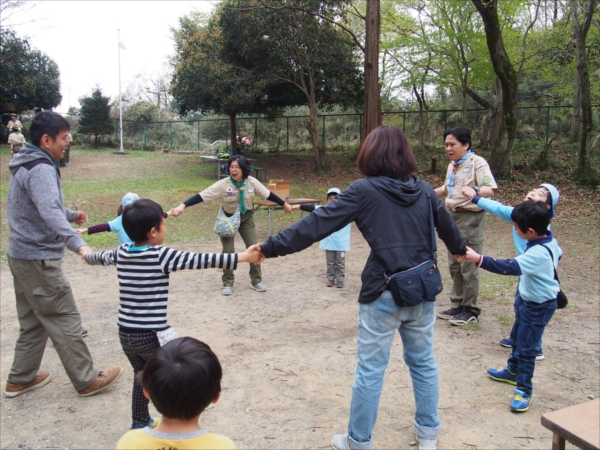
[337,282,344,289]
[449,309,478,325]
[251,282,267,292]
[81,328,89,338]
[77,366,123,397]
[487,366,517,385]
[4,372,51,398]
[327,280,334,287]
[222,286,233,296]
[510,389,532,412]
[500,336,512,348]
[132,417,160,429]
[331,433,372,450]
[437,307,462,320]
[417,436,437,450]
[535,348,544,361]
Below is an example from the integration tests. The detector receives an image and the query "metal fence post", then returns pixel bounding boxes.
[197,121,200,150]
[170,122,173,149]
[321,115,325,148]
[546,106,550,143]
[286,116,289,151]
[254,117,258,150]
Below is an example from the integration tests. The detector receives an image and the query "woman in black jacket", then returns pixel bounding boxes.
[260,126,466,450]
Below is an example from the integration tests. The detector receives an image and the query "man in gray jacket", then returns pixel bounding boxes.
[5,111,122,398]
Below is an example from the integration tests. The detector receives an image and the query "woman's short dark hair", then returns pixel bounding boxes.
[30,111,70,146]
[511,200,550,236]
[356,126,417,180]
[229,155,252,179]
[122,199,164,243]
[137,337,222,420]
[443,126,472,150]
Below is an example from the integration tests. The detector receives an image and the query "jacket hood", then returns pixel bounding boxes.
[366,175,424,207]
[8,143,55,175]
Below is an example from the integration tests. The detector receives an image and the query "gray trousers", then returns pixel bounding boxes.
[326,250,346,284]
[7,257,98,391]
[447,210,486,316]
[220,210,261,287]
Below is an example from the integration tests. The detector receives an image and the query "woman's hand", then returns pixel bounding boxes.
[169,204,186,217]
[239,244,266,265]
[283,203,293,214]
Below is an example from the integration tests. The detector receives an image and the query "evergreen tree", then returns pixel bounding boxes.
[78,87,114,148]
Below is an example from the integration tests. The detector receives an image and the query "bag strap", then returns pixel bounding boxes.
[540,245,560,284]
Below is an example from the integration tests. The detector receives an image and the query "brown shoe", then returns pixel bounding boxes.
[5,372,52,398]
[77,367,123,397]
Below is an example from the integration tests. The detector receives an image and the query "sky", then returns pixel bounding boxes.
[4,1,217,112]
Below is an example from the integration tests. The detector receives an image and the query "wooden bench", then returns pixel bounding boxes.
[541,398,599,450]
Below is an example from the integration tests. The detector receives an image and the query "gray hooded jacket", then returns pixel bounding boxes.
[7,143,86,260]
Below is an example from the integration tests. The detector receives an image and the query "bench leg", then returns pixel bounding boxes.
[552,433,565,450]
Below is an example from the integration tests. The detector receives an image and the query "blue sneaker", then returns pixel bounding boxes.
[131,417,160,429]
[510,389,532,412]
[487,366,517,385]
[500,337,513,348]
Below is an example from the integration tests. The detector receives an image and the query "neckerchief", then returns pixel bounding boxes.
[230,176,247,214]
[448,150,473,197]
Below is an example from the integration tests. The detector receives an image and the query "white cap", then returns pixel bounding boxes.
[326,188,341,196]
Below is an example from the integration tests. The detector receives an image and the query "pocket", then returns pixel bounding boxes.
[33,283,75,316]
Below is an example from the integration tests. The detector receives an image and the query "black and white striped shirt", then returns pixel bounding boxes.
[86,245,238,331]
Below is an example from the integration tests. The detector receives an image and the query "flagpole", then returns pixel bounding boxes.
[118,29,124,152]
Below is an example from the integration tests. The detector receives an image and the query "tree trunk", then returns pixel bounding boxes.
[571,0,595,181]
[361,0,381,143]
[461,81,468,123]
[413,84,429,150]
[306,99,324,169]
[472,0,519,179]
[570,69,581,142]
[229,112,238,154]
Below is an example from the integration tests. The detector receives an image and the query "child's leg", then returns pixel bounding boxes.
[119,331,161,426]
[326,251,336,285]
[511,294,556,394]
[335,251,346,285]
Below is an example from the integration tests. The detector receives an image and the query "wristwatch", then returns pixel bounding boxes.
[473,186,481,195]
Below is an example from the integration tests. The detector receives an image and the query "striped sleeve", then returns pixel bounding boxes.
[85,247,119,266]
[157,247,238,274]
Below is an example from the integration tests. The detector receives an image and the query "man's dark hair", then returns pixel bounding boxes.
[229,154,252,179]
[122,199,163,243]
[356,126,417,181]
[511,200,550,236]
[137,337,222,420]
[443,126,472,150]
[30,111,70,147]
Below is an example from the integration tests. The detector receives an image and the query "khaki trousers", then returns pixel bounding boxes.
[220,210,262,287]
[447,210,486,316]
[8,257,98,391]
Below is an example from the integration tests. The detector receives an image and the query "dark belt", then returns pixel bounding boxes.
[452,207,482,213]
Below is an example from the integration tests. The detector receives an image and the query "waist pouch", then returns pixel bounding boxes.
[385,260,443,307]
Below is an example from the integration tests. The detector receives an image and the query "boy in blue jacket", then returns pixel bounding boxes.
[462,201,562,412]
[463,183,559,360]
[293,188,351,288]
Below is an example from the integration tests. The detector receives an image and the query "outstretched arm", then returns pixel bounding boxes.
[158,247,238,274]
[84,247,119,265]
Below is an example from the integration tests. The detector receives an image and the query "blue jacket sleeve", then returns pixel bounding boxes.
[475,198,514,223]
[479,256,522,276]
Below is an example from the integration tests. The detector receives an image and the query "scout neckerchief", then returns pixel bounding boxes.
[230,176,247,214]
[448,150,473,197]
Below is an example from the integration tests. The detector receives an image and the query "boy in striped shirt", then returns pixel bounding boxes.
[81,199,263,429]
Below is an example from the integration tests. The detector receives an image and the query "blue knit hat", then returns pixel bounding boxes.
[121,192,140,207]
[538,183,559,218]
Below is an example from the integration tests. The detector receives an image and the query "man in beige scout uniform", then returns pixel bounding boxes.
[435,126,497,326]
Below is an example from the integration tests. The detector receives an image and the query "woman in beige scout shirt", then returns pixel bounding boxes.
[434,126,497,326]
[170,155,293,295]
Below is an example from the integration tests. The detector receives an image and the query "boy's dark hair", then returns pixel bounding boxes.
[137,337,222,420]
[511,200,550,236]
[122,199,164,243]
[356,126,417,181]
[443,126,472,150]
[229,154,252,179]
[538,186,553,208]
[30,111,70,147]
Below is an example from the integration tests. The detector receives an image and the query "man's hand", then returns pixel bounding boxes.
[169,204,186,217]
[74,211,88,225]
[77,245,93,260]
[283,203,293,214]
[462,186,477,200]
[239,244,266,265]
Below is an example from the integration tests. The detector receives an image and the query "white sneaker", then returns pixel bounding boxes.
[331,433,372,450]
[222,286,233,296]
[251,282,266,292]
[417,437,437,450]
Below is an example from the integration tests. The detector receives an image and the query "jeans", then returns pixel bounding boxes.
[512,290,543,351]
[508,294,556,394]
[347,291,440,444]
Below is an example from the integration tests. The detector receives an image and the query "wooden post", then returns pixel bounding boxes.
[431,157,437,174]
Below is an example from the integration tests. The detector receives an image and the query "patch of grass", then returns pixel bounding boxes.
[553,314,562,321]
[480,274,516,301]
[496,299,512,305]
[457,322,481,331]
[495,313,513,325]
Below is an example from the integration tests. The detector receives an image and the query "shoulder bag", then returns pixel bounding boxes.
[540,245,568,309]
[214,204,241,238]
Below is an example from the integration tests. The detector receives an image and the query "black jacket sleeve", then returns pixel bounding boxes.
[300,204,316,213]
[426,184,467,255]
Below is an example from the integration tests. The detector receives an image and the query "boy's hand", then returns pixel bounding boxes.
[74,211,88,225]
[239,244,265,265]
[283,203,293,214]
[462,246,481,263]
[291,204,301,211]
[462,186,476,200]
[75,228,88,234]
[77,245,93,260]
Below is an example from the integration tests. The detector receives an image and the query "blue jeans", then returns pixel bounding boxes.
[513,290,543,350]
[348,291,440,444]
[508,294,556,394]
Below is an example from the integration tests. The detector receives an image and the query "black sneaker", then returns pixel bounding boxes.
[449,309,478,326]
[81,328,88,338]
[437,307,462,320]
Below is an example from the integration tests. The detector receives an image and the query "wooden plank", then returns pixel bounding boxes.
[541,399,599,450]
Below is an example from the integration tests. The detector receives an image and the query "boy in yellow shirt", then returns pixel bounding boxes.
[116,337,236,449]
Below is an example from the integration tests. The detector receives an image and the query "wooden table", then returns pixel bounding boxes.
[253,198,321,236]
[541,398,599,450]
[200,156,255,180]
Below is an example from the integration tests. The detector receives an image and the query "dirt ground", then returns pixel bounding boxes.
[1,152,599,449]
